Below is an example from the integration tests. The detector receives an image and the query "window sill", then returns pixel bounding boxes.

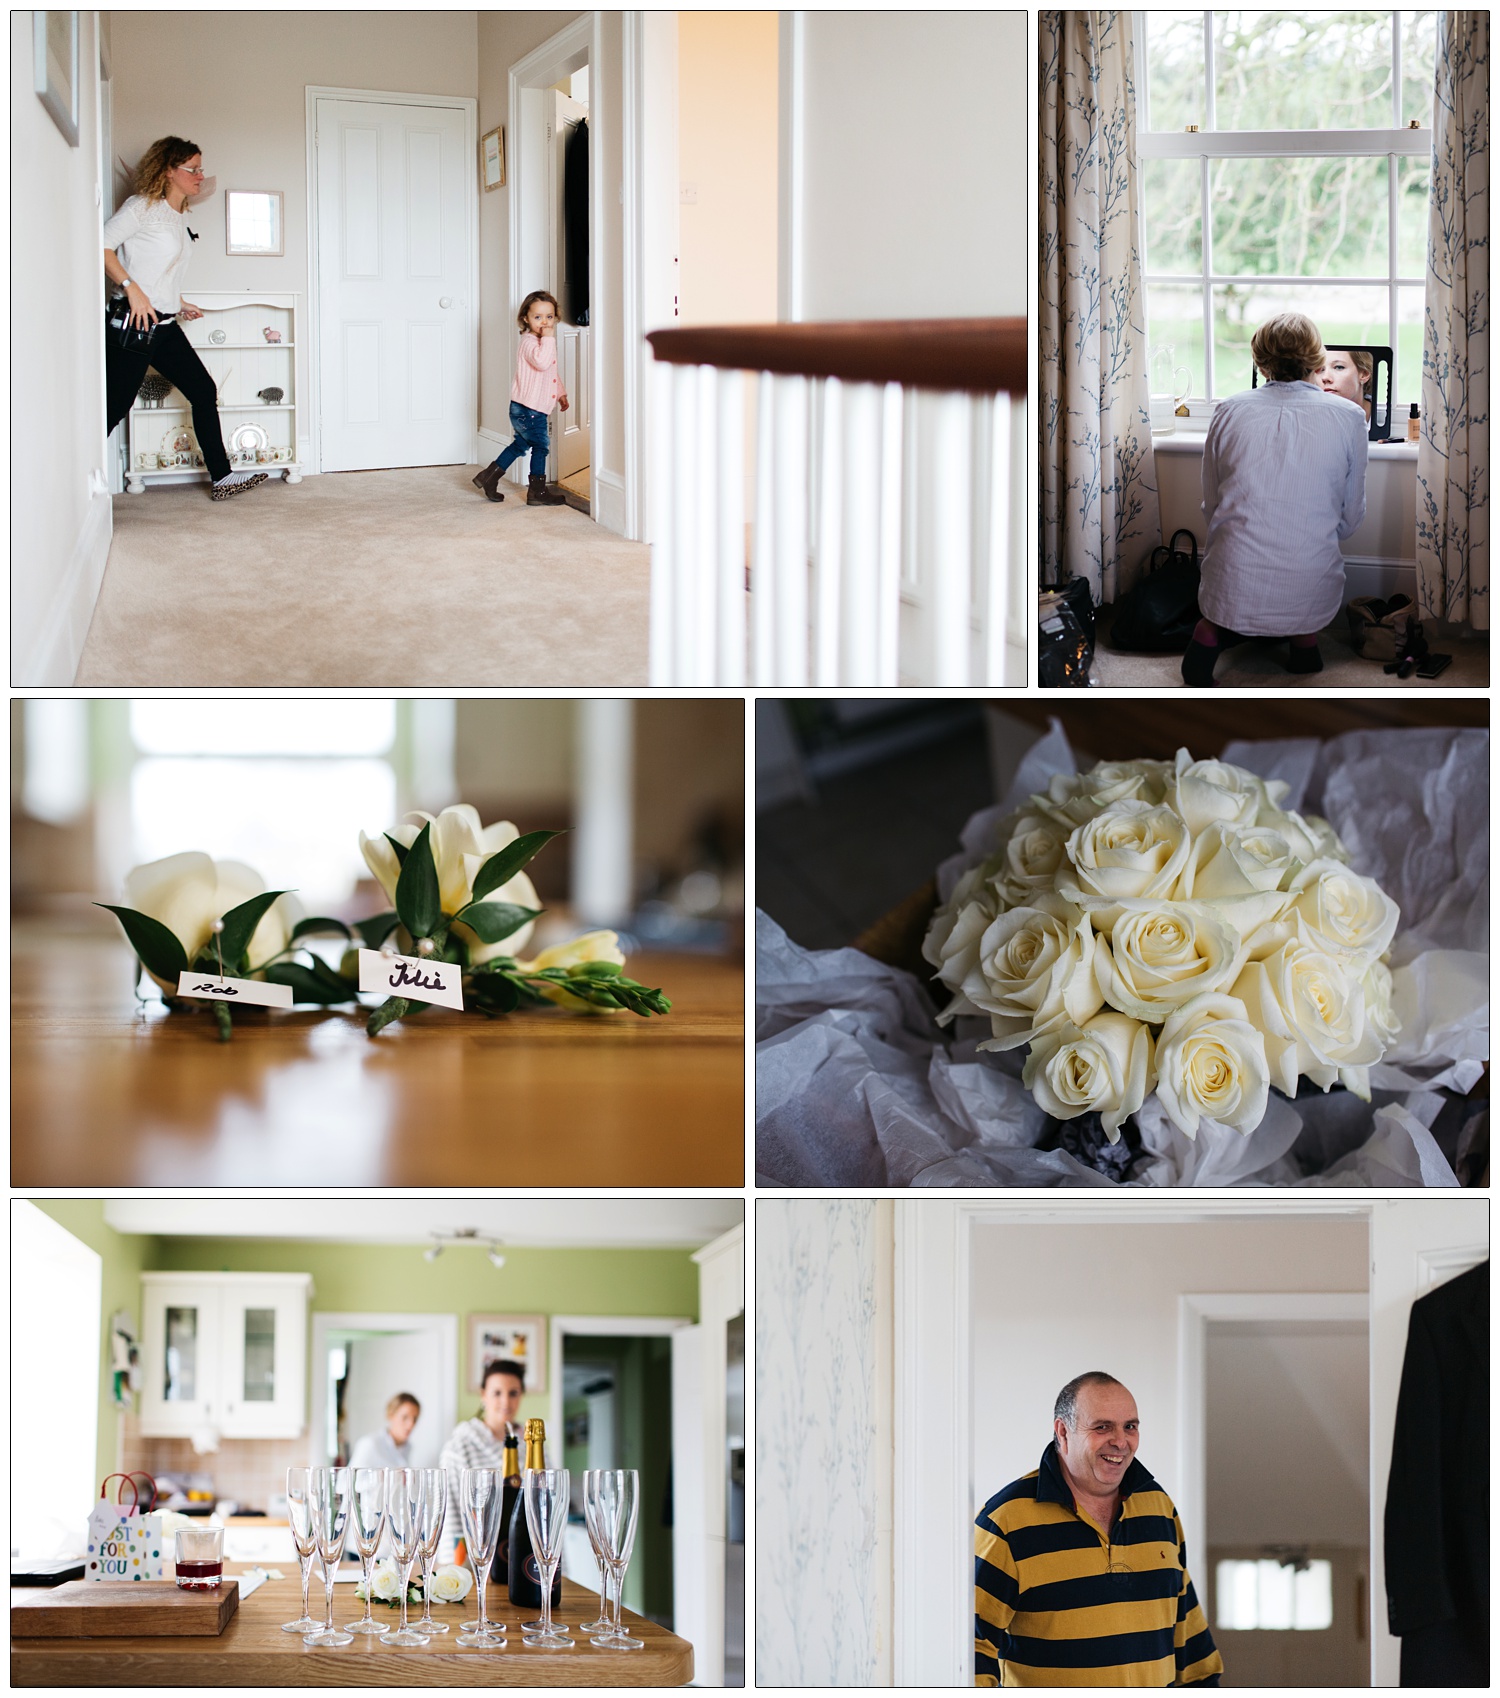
[1152,430,1419,462]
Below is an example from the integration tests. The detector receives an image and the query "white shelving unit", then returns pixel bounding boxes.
[124,291,303,494]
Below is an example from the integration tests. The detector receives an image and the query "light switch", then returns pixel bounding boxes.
[680,183,698,204]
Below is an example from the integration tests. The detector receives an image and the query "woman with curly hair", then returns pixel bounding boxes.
[103,136,266,500]
[1182,312,1367,686]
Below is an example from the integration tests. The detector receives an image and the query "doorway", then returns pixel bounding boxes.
[309,1310,457,1469]
[551,71,592,504]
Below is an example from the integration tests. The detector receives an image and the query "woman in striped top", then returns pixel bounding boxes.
[1181,313,1368,688]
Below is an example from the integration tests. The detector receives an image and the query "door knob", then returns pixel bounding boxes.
[439,296,453,309]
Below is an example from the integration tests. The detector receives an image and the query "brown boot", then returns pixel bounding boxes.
[527,474,567,506]
[471,462,505,502]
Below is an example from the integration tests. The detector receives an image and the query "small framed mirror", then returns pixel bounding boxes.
[1251,344,1395,442]
[225,189,283,257]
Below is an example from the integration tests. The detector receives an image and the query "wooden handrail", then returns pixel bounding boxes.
[646,317,1026,396]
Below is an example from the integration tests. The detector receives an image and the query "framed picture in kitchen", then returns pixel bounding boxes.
[468,1312,546,1394]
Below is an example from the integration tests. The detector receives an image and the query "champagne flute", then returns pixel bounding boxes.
[587,1469,644,1649]
[305,1466,354,1647]
[281,1467,323,1633]
[380,1467,430,1646]
[345,1467,388,1633]
[413,1466,450,1635]
[455,1466,507,1648]
[578,1469,612,1635]
[521,1468,573,1649]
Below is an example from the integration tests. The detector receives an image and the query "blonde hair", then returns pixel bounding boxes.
[516,290,560,333]
[385,1392,421,1419]
[1250,313,1325,384]
[132,136,201,204]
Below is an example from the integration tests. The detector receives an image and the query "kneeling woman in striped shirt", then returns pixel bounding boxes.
[975,1373,1222,1686]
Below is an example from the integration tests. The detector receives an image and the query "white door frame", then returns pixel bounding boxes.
[308,1309,459,1466]
[546,1312,693,1448]
[303,85,479,477]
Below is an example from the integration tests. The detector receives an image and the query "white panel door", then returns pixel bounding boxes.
[316,96,473,470]
[551,90,590,481]
[1368,1199,1488,1686]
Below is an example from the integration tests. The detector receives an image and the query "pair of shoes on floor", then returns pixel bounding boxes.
[472,463,505,503]
[209,471,269,501]
[1182,636,1324,685]
[1287,643,1324,674]
[527,474,567,506]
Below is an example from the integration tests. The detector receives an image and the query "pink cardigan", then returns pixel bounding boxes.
[511,332,563,412]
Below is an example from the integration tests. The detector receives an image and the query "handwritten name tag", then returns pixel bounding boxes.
[357,948,464,1010]
[175,972,293,1009]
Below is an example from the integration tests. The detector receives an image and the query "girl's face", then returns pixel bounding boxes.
[1318,352,1364,405]
[526,298,557,335]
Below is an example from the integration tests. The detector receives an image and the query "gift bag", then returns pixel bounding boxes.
[86,1473,169,1581]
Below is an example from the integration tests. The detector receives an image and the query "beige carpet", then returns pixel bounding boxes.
[1089,604,1489,689]
[76,466,649,685]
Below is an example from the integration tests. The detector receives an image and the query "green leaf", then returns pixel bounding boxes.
[354,911,401,950]
[471,973,523,1014]
[96,905,189,982]
[394,822,442,940]
[471,830,562,903]
[367,995,412,1037]
[383,833,410,867]
[452,901,541,944]
[567,960,622,978]
[290,916,353,943]
[262,961,358,1005]
[217,890,294,972]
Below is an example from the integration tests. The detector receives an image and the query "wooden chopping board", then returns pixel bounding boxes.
[13,1579,239,1637]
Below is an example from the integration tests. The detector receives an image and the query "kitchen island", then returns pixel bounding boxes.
[12,1571,692,1687]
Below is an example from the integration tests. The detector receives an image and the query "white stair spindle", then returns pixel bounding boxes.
[928,391,973,686]
[814,376,844,685]
[752,371,776,685]
[983,389,1012,686]
[840,380,882,683]
[671,362,701,684]
[877,382,904,685]
[648,359,676,685]
[716,368,746,685]
[691,363,719,684]
[771,374,810,685]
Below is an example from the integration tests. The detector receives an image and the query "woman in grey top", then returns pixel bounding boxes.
[1182,313,1368,687]
[348,1391,421,1469]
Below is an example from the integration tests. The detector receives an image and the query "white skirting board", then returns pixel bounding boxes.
[16,493,113,686]
[1343,555,1419,603]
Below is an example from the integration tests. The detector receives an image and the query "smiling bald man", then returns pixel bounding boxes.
[974,1373,1223,1687]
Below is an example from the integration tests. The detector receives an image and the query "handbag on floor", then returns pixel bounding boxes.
[1346,594,1424,662]
[1038,577,1095,686]
[1106,529,1201,653]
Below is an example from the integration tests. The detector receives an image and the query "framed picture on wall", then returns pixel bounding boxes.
[34,12,80,146]
[481,124,506,191]
[468,1313,546,1394]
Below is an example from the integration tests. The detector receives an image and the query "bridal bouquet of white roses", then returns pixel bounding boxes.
[922,749,1400,1143]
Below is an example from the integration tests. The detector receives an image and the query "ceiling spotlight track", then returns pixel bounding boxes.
[424,1227,505,1269]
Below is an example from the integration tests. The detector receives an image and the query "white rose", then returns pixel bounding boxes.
[968,894,1104,1051]
[514,931,628,1010]
[994,815,1071,907]
[1033,759,1169,829]
[1264,806,1346,866]
[923,864,1003,1021]
[1058,801,1193,906]
[1152,992,1270,1139]
[1362,958,1401,1049]
[1022,1012,1154,1141]
[1284,859,1400,962]
[1173,821,1296,935]
[360,804,540,963]
[369,1561,403,1601]
[428,1564,473,1604]
[122,852,298,990]
[1094,900,1245,1022]
[1232,940,1385,1098]
[1163,749,1275,835]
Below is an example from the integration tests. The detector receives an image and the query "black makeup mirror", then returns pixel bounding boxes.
[1252,344,1394,441]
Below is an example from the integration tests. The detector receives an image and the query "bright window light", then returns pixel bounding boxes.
[1216,1558,1335,1631]
[23,699,91,824]
[130,700,396,757]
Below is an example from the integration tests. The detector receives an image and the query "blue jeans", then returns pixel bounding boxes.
[495,400,549,478]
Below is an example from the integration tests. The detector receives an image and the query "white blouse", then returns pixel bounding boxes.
[102,194,193,314]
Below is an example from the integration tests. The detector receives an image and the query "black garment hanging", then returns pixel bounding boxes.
[564,117,590,325]
[1383,1259,1488,1686]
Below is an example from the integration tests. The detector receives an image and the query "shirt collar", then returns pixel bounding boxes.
[1037,1439,1158,1511]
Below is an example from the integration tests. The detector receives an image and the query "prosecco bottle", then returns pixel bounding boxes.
[507,1416,562,1609]
[488,1427,522,1588]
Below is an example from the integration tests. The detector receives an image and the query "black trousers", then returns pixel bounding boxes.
[106,318,232,481]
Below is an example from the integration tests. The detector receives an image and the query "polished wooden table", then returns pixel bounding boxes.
[11,921,744,1186]
[11,1572,692,1686]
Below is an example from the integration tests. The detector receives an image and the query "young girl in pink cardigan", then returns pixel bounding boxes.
[472,290,570,505]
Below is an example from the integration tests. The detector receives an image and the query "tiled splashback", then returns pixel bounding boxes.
[121,1413,312,1512]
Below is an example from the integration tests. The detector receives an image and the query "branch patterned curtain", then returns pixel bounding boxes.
[1417,12,1489,628]
[1040,11,1160,603]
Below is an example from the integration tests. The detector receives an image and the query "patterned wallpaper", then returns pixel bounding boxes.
[755,1199,891,1685]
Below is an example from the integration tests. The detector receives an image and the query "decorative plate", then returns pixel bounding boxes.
[208,328,227,344]
[229,423,268,457]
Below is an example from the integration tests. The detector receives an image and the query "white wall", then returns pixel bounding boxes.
[969,1220,1369,1549]
[784,11,1026,319]
[13,10,113,686]
[342,1329,445,1469]
[756,1199,893,1685]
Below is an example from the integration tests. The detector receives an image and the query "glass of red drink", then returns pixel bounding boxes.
[175,1525,224,1590]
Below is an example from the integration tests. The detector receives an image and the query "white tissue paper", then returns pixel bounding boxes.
[755,722,1487,1187]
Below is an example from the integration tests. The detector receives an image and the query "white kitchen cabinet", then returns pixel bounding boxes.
[140,1272,312,1440]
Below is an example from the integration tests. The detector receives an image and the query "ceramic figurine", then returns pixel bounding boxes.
[257,387,285,405]
[138,373,173,408]
[263,327,282,344]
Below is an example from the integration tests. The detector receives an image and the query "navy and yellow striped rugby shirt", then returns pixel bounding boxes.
[974,1443,1222,1687]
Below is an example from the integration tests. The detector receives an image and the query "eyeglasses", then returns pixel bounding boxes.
[178,166,206,176]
